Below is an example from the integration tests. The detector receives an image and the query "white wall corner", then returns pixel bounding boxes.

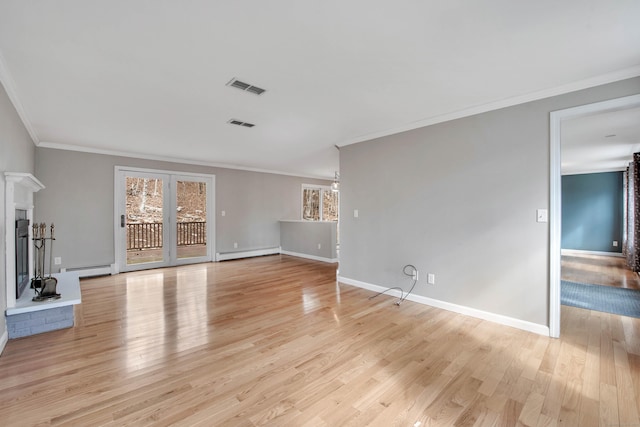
[338,276,550,337]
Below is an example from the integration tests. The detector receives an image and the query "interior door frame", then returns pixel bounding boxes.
[549,93,640,338]
[114,166,215,273]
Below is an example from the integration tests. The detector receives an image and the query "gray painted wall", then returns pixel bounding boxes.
[0,82,36,341]
[34,147,329,271]
[339,77,640,328]
[280,220,337,260]
[562,172,623,253]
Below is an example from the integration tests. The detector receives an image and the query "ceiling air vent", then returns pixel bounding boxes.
[226,78,266,96]
[228,119,256,128]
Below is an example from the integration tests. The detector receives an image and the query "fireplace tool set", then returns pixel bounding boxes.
[31,223,60,301]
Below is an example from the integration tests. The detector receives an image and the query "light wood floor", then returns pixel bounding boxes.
[1,255,639,426]
[561,253,640,290]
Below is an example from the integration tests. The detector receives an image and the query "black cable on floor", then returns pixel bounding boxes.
[368,264,418,306]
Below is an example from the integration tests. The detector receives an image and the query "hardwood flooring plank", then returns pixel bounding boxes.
[600,383,620,427]
[518,391,544,427]
[561,254,640,290]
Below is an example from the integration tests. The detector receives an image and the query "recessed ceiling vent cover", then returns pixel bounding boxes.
[226,78,266,95]
[228,119,255,128]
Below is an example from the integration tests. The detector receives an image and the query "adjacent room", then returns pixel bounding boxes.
[560,106,640,317]
[1,2,639,425]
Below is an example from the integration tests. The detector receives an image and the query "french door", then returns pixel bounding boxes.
[115,167,214,272]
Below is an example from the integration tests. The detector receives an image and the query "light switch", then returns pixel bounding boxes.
[536,209,548,223]
[221,210,226,217]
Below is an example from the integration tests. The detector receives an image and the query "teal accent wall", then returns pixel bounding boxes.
[562,171,623,253]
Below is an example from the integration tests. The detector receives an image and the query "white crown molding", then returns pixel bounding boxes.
[338,276,550,336]
[0,50,39,144]
[340,65,640,147]
[37,141,333,180]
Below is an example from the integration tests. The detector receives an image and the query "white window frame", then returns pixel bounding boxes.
[301,184,338,222]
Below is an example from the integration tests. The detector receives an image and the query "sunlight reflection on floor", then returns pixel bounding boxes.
[123,267,210,372]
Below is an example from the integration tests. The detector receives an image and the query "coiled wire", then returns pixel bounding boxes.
[368,264,418,306]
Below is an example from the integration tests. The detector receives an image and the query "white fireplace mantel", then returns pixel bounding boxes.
[5,172,45,309]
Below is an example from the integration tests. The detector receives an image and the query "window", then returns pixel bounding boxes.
[302,185,338,221]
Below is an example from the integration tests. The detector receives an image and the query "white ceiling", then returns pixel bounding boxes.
[562,106,640,175]
[0,1,639,179]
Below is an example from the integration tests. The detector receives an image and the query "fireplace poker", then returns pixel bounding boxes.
[31,223,44,288]
[42,223,58,297]
[48,224,55,279]
[40,223,46,286]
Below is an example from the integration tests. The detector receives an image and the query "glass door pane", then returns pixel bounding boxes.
[175,179,208,260]
[126,176,164,265]
[118,171,170,271]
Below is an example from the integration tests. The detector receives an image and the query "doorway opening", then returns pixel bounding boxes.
[550,94,640,337]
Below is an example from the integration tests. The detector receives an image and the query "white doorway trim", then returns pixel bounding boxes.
[549,93,640,338]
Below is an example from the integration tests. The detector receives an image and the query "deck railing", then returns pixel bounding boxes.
[177,221,207,246]
[126,221,206,250]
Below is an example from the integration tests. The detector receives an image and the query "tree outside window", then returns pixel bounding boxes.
[302,185,338,221]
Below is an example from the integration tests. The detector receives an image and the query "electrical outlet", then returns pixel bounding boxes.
[233,242,238,249]
[317,243,321,249]
[613,240,618,247]
[427,274,435,285]
[54,257,62,265]
[221,210,226,217]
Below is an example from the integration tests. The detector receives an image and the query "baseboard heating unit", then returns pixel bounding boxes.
[216,247,281,262]
[60,264,116,278]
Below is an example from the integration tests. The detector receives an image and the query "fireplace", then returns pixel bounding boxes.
[4,172,45,309]
[3,173,82,342]
[15,210,29,299]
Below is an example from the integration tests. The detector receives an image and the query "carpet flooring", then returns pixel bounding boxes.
[561,280,640,318]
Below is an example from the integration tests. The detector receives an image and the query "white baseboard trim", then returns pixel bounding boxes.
[338,276,550,337]
[61,264,117,278]
[280,250,338,264]
[216,247,281,261]
[0,328,8,355]
[561,249,624,258]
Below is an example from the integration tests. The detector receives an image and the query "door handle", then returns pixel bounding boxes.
[120,215,125,228]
